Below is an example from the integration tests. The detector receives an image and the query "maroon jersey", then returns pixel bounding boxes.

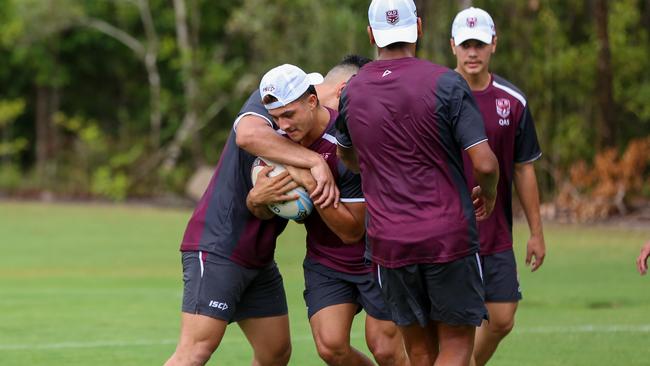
[180,91,288,268]
[335,57,488,268]
[303,108,368,275]
[462,74,542,255]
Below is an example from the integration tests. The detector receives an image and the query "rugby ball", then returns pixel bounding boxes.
[251,157,314,221]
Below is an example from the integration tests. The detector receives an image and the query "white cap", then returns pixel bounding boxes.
[451,7,496,45]
[368,0,418,48]
[259,64,324,110]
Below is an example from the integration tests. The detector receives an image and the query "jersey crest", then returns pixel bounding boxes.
[496,98,511,119]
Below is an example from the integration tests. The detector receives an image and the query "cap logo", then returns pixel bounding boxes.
[386,9,399,25]
[466,17,477,28]
[496,98,511,118]
[262,85,275,93]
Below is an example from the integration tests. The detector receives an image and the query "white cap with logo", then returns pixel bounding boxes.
[259,64,324,110]
[451,7,496,45]
[368,0,418,48]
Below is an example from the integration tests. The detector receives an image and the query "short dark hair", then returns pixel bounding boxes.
[384,42,411,51]
[338,54,372,69]
[299,85,319,105]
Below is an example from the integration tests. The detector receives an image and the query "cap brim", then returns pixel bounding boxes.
[453,29,493,45]
[372,24,418,48]
[306,72,324,86]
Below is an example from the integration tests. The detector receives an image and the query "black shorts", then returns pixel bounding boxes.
[481,249,522,302]
[377,253,487,327]
[303,258,392,321]
[181,251,288,322]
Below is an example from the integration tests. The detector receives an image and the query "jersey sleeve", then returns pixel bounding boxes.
[514,105,542,163]
[336,160,364,202]
[233,90,277,131]
[334,86,353,148]
[444,72,488,150]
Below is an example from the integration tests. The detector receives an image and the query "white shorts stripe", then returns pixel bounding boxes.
[475,253,484,283]
[198,251,204,278]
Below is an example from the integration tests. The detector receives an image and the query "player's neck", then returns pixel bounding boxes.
[457,69,491,91]
[301,106,330,147]
[376,44,416,60]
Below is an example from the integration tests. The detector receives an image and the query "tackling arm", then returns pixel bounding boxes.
[235,115,339,208]
[514,162,546,271]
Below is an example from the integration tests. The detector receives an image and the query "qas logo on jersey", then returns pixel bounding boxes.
[496,98,511,118]
[386,10,399,24]
[466,17,477,28]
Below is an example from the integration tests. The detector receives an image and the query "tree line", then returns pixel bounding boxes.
[0,0,648,216]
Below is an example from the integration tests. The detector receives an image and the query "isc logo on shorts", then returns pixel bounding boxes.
[208,300,229,310]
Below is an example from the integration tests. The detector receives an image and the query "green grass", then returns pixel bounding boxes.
[1,201,649,365]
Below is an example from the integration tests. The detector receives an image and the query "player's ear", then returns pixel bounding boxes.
[336,81,347,100]
[417,17,423,38]
[307,94,318,110]
[367,26,376,45]
[450,38,457,55]
[492,36,498,53]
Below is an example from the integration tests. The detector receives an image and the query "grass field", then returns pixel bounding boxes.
[1,201,649,365]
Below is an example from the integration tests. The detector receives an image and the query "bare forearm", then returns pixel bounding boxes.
[514,163,543,237]
[246,192,275,220]
[336,146,360,173]
[474,168,498,202]
[236,117,320,168]
[303,180,364,243]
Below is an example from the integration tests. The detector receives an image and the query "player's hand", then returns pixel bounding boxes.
[309,156,339,209]
[526,234,546,272]
[472,186,491,221]
[636,241,650,275]
[250,166,299,205]
[285,165,317,192]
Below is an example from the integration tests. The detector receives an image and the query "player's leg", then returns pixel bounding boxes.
[426,253,487,366]
[365,315,410,366]
[239,315,291,366]
[375,264,437,365]
[165,313,228,366]
[434,322,476,366]
[236,261,292,366]
[357,269,409,365]
[472,302,517,366]
[398,323,437,366]
[303,258,373,366]
[165,252,237,366]
[472,250,521,366]
[310,303,373,365]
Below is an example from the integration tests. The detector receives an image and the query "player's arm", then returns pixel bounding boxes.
[235,115,339,208]
[246,166,299,220]
[466,141,499,220]
[514,162,546,271]
[636,241,650,275]
[286,165,365,244]
[336,145,360,174]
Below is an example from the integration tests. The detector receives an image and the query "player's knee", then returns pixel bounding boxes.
[367,337,399,365]
[315,338,350,365]
[488,317,515,336]
[255,342,291,366]
[170,343,215,366]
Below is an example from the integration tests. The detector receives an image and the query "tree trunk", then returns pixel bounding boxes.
[35,85,59,185]
[593,0,616,148]
[137,0,162,148]
[163,0,200,172]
